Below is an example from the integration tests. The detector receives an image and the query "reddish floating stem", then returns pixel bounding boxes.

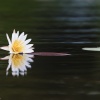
[32,52,70,56]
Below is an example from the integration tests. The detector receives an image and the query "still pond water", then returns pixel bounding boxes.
[0,0,100,100]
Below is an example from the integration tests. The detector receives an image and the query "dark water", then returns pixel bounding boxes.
[0,0,100,100]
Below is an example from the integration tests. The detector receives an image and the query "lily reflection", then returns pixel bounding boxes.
[1,54,34,76]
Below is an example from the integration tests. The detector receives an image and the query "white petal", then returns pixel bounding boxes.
[24,39,31,45]
[6,34,11,45]
[16,31,19,38]
[22,34,27,41]
[24,54,34,58]
[25,44,33,49]
[28,55,34,58]
[12,32,15,42]
[23,49,34,53]
[0,46,9,51]
[18,32,24,40]
[13,29,16,33]
[12,30,17,42]
[12,31,19,41]
[9,45,13,53]
[82,47,100,51]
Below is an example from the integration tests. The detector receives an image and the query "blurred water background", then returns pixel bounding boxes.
[0,0,100,100]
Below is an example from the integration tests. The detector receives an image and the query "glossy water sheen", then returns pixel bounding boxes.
[0,0,100,100]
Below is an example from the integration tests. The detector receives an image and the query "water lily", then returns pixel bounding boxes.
[82,47,100,51]
[1,54,34,76]
[0,30,34,54]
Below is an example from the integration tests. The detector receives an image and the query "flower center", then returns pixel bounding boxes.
[12,40,24,53]
[12,54,24,67]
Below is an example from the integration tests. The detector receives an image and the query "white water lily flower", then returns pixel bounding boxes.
[82,47,100,51]
[1,54,34,76]
[0,30,34,54]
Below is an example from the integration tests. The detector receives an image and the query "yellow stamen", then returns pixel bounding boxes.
[12,54,24,67]
[12,40,24,53]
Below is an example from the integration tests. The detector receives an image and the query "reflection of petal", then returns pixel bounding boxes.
[27,57,34,62]
[6,71,8,76]
[12,71,19,77]
[6,61,11,71]
[20,71,27,76]
[0,55,10,60]
[2,54,34,76]
[11,71,27,76]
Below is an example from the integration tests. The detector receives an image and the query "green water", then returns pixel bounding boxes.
[0,0,100,100]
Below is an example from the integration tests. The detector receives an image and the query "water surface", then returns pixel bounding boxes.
[0,0,100,100]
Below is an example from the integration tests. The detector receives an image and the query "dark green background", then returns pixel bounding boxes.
[0,0,100,100]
